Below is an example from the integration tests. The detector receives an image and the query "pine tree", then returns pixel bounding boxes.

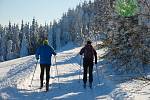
[6,40,13,60]
[0,25,4,61]
[20,33,28,57]
[30,18,39,54]
[56,27,61,50]
[12,24,20,58]
[48,22,53,46]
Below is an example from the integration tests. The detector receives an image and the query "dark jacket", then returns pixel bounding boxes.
[35,44,56,65]
[80,44,97,64]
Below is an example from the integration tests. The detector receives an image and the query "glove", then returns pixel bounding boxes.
[36,57,39,60]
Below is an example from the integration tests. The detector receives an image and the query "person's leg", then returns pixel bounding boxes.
[46,65,50,91]
[89,62,93,88]
[40,64,44,88]
[83,61,88,87]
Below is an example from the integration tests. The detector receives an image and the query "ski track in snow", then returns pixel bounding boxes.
[0,43,150,100]
[0,56,36,88]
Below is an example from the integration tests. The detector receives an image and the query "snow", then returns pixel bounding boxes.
[0,42,150,100]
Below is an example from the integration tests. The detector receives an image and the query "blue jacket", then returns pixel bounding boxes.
[35,44,56,65]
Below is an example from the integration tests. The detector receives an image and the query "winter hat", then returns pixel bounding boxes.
[43,40,49,45]
[87,40,92,44]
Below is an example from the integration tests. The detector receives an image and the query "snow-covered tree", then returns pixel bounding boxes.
[48,23,53,46]
[6,40,13,60]
[20,33,28,57]
[0,25,4,61]
[1,28,7,61]
[55,27,61,50]
[30,18,39,54]
[99,0,150,73]
[12,24,20,58]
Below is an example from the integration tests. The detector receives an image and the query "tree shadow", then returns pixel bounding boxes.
[0,58,117,100]
[0,79,115,100]
[0,52,138,100]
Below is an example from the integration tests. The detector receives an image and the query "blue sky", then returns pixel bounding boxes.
[0,0,93,26]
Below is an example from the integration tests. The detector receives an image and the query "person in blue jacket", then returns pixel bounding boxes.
[35,39,56,91]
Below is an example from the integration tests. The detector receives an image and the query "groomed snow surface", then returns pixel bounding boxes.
[0,42,150,100]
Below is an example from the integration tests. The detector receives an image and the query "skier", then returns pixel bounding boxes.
[35,39,56,91]
[80,40,97,88]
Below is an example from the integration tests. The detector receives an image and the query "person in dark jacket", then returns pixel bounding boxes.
[35,40,56,91]
[80,40,97,88]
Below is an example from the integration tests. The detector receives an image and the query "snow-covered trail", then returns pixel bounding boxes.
[0,43,113,100]
[15,46,112,100]
[0,56,37,99]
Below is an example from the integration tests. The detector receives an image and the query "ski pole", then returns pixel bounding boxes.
[100,66,104,82]
[95,64,100,84]
[29,60,38,87]
[54,56,60,88]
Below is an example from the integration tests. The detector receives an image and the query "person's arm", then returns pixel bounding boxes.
[35,47,40,60]
[79,47,85,55]
[93,49,97,64]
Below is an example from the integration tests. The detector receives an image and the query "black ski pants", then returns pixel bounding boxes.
[40,64,50,87]
[83,59,93,84]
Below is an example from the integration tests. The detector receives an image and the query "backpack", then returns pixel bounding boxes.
[84,45,94,60]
